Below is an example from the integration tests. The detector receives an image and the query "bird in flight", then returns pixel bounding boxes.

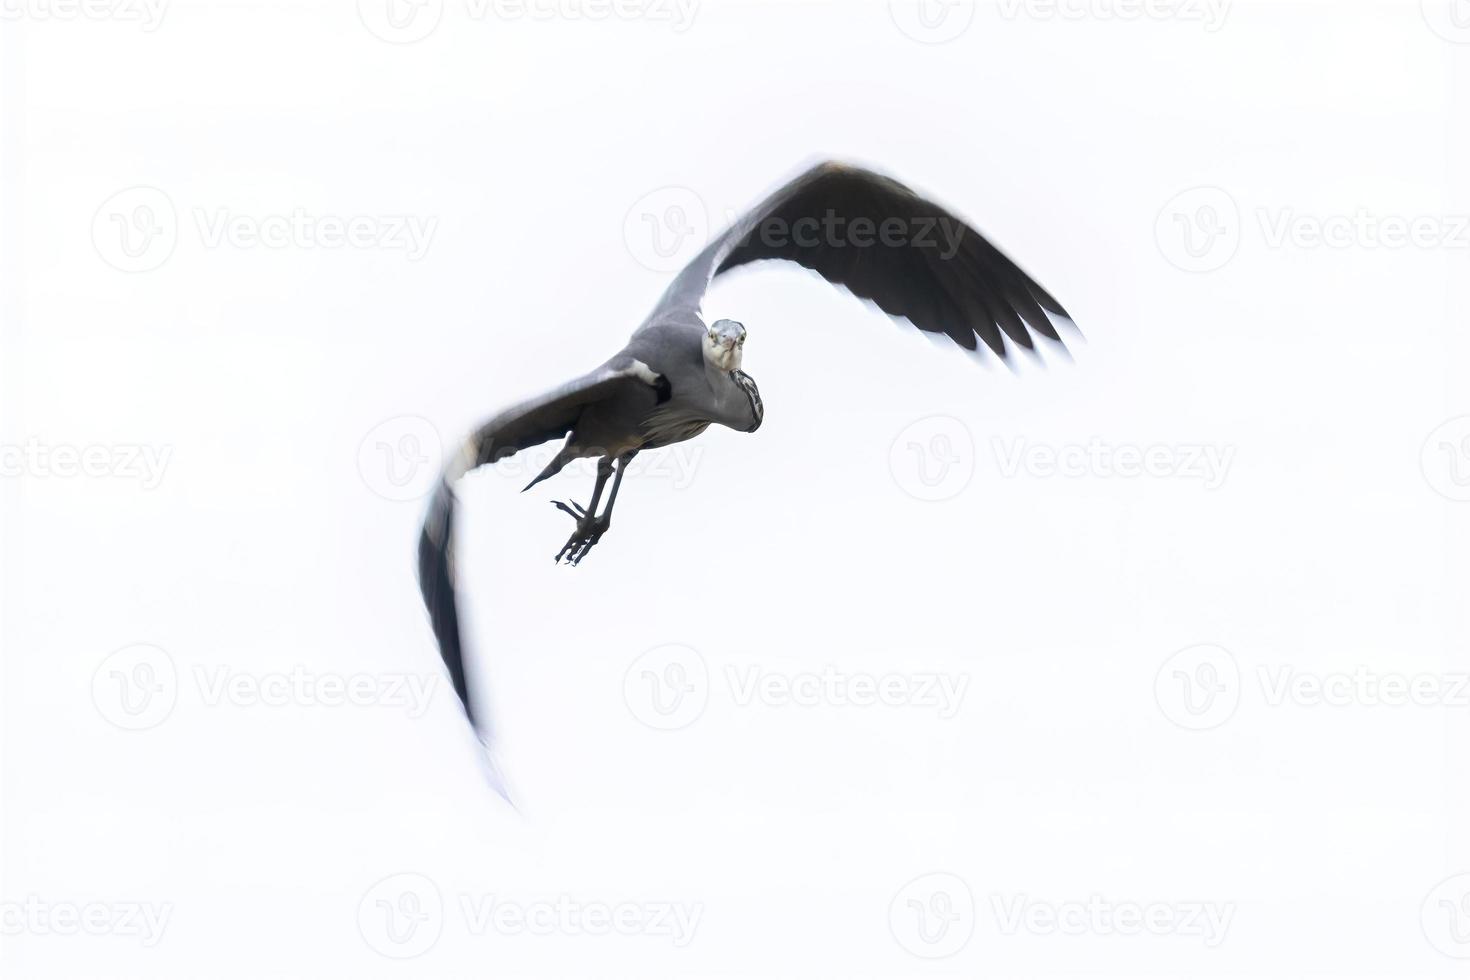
[418,160,1076,770]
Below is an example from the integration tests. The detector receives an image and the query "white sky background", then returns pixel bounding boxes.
[3,0,1470,976]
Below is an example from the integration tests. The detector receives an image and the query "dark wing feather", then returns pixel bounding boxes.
[418,365,655,741]
[650,161,1074,360]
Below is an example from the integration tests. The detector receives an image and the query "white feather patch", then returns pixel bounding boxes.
[627,360,661,387]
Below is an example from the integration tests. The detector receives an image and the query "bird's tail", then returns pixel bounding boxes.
[417,441,513,805]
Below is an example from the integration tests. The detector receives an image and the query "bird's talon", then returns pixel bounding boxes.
[552,507,609,566]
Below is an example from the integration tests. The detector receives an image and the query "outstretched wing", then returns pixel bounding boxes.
[650,161,1074,360]
[418,362,660,758]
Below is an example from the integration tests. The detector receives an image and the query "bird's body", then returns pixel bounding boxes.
[417,160,1076,777]
[518,315,761,492]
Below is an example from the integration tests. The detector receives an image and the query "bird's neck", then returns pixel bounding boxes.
[704,358,762,433]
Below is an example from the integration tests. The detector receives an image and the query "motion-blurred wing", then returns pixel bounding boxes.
[417,363,658,758]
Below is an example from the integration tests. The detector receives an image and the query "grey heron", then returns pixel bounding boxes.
[418,161,1075,760]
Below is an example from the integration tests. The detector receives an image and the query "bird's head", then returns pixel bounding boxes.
[704,319,746,372]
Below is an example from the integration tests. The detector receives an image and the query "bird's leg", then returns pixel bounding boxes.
[551,453,636,566]
[552,457,612,564]
[596,450,634,524]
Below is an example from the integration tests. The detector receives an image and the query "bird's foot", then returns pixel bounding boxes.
[551,500,609,566]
